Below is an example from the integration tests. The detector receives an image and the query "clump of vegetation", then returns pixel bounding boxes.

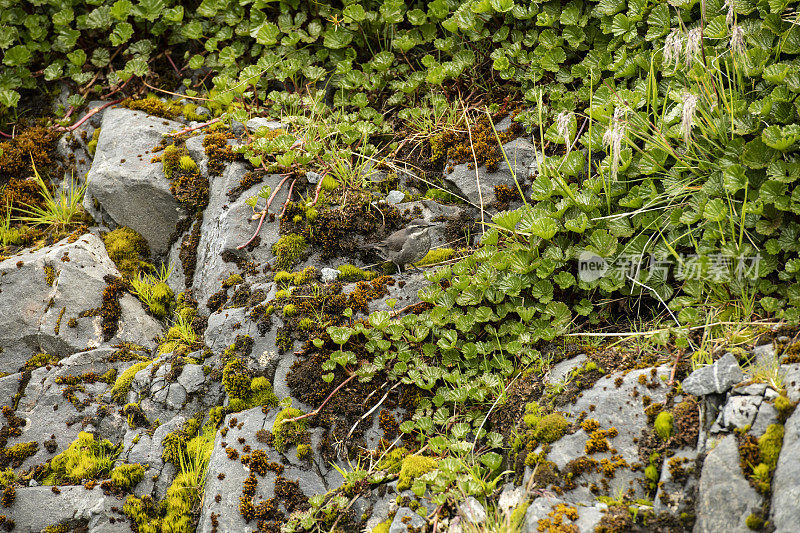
[415,248,455,267]
[271,407,308,453]
[111,360,152,403]
[336,264,376,282]
[103,227,150,278]
[111,463,145,491]
[44,432,118,484]
[222,359,278,413]
[654,411,675,441]
[272,234,308,270]
[397,455,438,491]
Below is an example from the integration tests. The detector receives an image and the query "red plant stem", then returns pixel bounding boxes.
[311,173,327,206]
[101,77,131,99]
[279,179,296,218]
[0,130,13,139]
[279,373,357,426]
[236,174,291,250]
[53,99,123,132]
[165,52,181,75]
[167,117,221,137]
[63,106,74,121]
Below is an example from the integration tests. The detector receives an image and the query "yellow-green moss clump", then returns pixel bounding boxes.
[111,360,152,402]
[759,424,784,470]
[87,128,101,156]
[415,248,455,267]
[23,352,58,371]
[122,96,182,120]
[371,519,392,533]
[397,455,438,490]
[111,463,145,491]
[375,447,407,474]
[45,432,118,484]
[654,411,674,441]
[148,282,175,319]
[272,234,308,270]
[746,513,765,530]
[321,174,338,191]
[103,227,150,278]
[179,155,198,172]
[336,264,376,282]
[272,407,308,453]
[533,413,569,443]
[222,360,278,412]
[296,444,311,460]
[774,394,795,422]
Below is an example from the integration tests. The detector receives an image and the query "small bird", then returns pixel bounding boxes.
[369,219,437,274]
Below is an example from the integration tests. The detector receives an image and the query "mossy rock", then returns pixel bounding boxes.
[103,227,150,278]
[397,455,437,491]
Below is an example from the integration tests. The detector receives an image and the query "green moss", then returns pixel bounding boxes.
[298,318,314,331]
[103,227,150,278]
[272,234,308,270]
[645,464,659,490]
[275,290,289,300]
[774,395,795,422]
[746,513,765,530]
[305,206,318,222]
[415,248,455,267]
[87,128,101,156]
[222,273,243,288]
[111,463,145,491]
[248,376,279,408]
[283,304,298,317]
[397,455,437,491]
[371,519,392,533]
[758,423,784,470]
[161,144,181,180]
[2,441,38,465]
[424,188,459,203]
[274,271,294,285]
[321,174,338,191]
[23,352,58,371]
[46,432,118,484]
[336,264,377,282]
[148,282,175,319]
[272,407,308,453]
[523,402,541,429]
[533,413,569,443]
[751,462,771,492]
[296,443,311,460]
[111,360,152,402]
[375,447,407,474]
[222,359,250,400]
[654,411,674,441]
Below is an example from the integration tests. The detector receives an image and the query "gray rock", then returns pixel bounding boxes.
[750,399,779,437]
[386,190,406,204]
[178,364,206,393]
[8,485,129,533]
[306,171,323,184]
[246,118,287,132]
[770,405,800,530]
[321,267,340,283]
[197,407,328,533]
[190,163,287,307]
[693,435,761,533]
[783,363,800,402]
[0,234,160,373]
[751,344,775,364]
[732,383,767,396]
[459,497,486,524]
[682,353,744,396]
[389,507,426,533]
[654,448,698,514]
[194,106,210,117]
[443,137,537,208]
[524,495,604,533]
[534,367,672,502]
[165,383,187,409]
[719,395,761,430]
[546,354,587,385]
[84,107,186,255]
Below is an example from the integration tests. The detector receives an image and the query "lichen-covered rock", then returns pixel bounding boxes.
[0,233,160,373]
[693,434,762,532]
[770,406,800,531]
[84,107,186,255]
[443,137,537,208]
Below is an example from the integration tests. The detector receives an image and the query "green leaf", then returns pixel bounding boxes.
[490,0,515,12]
[588,229,618,257]
[324,28,353,49]
[527,217,558,240]
[380,0,405,23]
[86,6,112,29]
[0,90,20,109]
[343,4,366,22]
[255,22,280,45]
[723,164,748,194]
[67,49,86,67]
[407,8,427,25]
[702,198,727,222]
[111,22,134,45]
[3,45,31,67]
[762,124,800,151]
